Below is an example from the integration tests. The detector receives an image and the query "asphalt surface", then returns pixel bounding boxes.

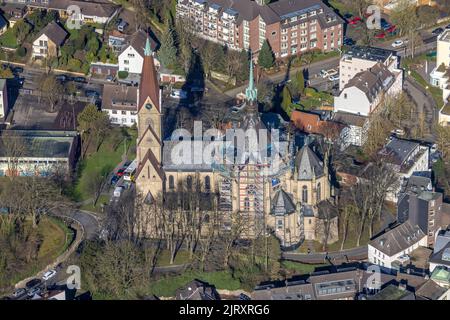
[283,245,368,264]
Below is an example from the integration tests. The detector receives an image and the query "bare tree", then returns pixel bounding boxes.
[39,74,64,113]
[0,131,28,179]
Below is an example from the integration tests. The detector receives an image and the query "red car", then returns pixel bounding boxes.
[116,168,125,177]
[386,25,396,33]
[347,16,362,25]
[375,31,386,39]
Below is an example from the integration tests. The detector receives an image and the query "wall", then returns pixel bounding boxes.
[119,46,143,74]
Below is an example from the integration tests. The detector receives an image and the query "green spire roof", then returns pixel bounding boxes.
[245,51,257,102]
[144,36,152,56]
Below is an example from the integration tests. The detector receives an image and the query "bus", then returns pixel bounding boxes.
[123,160,137,182]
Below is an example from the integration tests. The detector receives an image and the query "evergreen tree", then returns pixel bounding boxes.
[258,40,275,69]
[158,28,177,68]
[238,50,250,81]
[281,86,292,115]
[295,70,305,96]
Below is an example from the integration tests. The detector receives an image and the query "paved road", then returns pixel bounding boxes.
[52,208,101,240]
[283,245,368,264]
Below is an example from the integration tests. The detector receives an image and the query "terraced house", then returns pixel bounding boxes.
[176,0,344,58]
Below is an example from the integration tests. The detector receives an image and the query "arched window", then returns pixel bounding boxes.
[316,182,321,202]
[302,186,308,203]
[244,197,250,211]
[186,175,193,190]
[169,175,175,190]
[205,176,211,192]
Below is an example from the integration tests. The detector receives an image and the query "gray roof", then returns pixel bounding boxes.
[101,84,137,111]
[252,281,315,300]
[271,189,296,216]
[369,221,426,257]
[163,139,218,171]
[332,111,368,127]
[36,22,67,46]
[380,138,420,166]
[402,175,433,194]
[344,46,395,63]
[367,284,415,300]
[429,242,450,267]
[301,204,315,217]
[415,279,448,300]
[121,29,158,58]
[434,230,450,253]
[294,145,324,180]
[0,14,7,29]
[344,63,395,103]
[29,0,119,19]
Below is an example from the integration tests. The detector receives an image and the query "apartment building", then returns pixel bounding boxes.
[101,84,138,127]
[0,79,9,122]
[176,0,344,58]
[339,46,401,91]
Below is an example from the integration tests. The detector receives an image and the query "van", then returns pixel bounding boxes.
[113,186,124,198]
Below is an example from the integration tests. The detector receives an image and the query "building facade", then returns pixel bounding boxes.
[31,22,67,59]
[101,84,138,127]
[176,0,343,58]
[134,36,334,248]
[0,79,9,122]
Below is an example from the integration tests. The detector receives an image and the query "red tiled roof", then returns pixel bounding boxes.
[291,110,322,134]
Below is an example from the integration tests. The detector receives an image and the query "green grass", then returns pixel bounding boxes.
[0,28,18,48]
[73,128,137,202]
[79,194,110,213]
[281,261,328,275]
[328,0,352,15]
[148,270,241,297]
[409,70,443,107]
[155,250,192,267]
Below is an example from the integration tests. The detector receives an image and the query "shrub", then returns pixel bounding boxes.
[118,71,128,79]
[17,47,26,57]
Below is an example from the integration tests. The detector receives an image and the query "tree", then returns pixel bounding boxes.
[158,28,177,68]
[0,66,13,79]
[14,20,31,44]
[77,104,110,157]
[85,167,110,207]
[434,124,450,162]
[39,74,64,112]
[281,86,292,115]
[224,50,242,82]
[293,70,305,97]
[238,49,250,82]
[258,40,275,69]
[200,41,220,79]
[0,131,28,179]
[416,5,440,28]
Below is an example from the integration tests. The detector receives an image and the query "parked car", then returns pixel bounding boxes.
[375,31,386,39]
[386,25,396,34]
[13,66,23,74]
[170,89,188,99]
[74,77,87,83]
[239,293,251,300]
[106,75,114,82]
[113,186,124,198]
[12,288,27,298]
[347,16,362,25]
[391,40,404,48]
[343,37,355,46]
[27,287,41,297]
[110,175,120,186]
[430,144,437,153]
[328,74,339,81]
[42,269,57,281]
[56,74,67,82]
[25,278,42,289]
[432,27,444,35]
[85,90,100,98]
[116,168,125,177]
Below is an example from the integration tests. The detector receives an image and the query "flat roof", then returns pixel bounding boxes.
[344,46,394,63]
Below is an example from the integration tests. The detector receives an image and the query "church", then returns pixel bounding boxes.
[134,36,338,249]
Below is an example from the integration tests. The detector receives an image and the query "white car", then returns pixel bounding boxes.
[170,89,188,99]
[329,74,340,81]
[391,40,404,48]
[42,269,57,281]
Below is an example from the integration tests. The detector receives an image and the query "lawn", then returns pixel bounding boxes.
[281,261,329,275]
[0,28,18,49]
[147,270,241,297]
[155,250,192,267]
[79,194,110,213]
[409,70,443,107]
[73,127,137,202]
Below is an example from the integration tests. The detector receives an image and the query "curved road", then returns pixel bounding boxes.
[283,245,368,264]
[52,208,101,240]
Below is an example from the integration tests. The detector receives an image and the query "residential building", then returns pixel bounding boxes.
[366,284,416,300]
[379,137,430,200]
[15,0,120,25]
[430,29,450,87]
[368,221,427,271]
[31,22,68,59]
[430,266,450,288]
[339,46,401,91]
[101,84,138,127]
[439,100,450,126]
[0,14,8,35]
[108,30,127,54]
[176,0,344,58]
[332,111,370,148]
[415,279,449,300]
[1,3,27,28]
[0,130,78,177]
[175,280,220,300]
[90,62,118,77]
[0,79,9,122]
[429,230,450,272]
[397,178,444,246]
[118,29,158,75]
[334,63,403,117]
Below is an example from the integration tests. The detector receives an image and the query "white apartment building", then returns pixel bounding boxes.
[118,30,158,75]
[339,46,401,91]
[0,79,9,122]
[334,63,403,117]
[101,84,138,127]
[430,30,450,89]
[368,221,427,271]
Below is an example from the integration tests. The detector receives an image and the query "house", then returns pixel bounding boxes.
[415,279,449,300]
[101,84,138,127]
[0,14,8,35]
[429,230,450,272]
[90,62,118,77]
[368,220,427,271]
[177,0,344,58]
[175,280,220,300]
[430,30,450,88]
[439,100,450,126]
[397,177,444,247]
[0,130,78,177]
[118,29,158,75]
[32,22,68,59]
[1,3,27,28]
[332,111,370,148]
[366,284,415,300]
[339,46,401,91]
[430,266,450,288]
[334,63,403,117]
[379,137,430,200]
[24,0,119,25]
[108,30,127,54]
[0,79,9,122]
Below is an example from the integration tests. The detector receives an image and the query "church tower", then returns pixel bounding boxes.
[135,36,164,202]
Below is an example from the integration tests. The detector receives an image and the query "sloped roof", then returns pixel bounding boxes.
[294,145,324,180]
[369,221,426,257]
[35,22,68,46]
[291,110,322,133]
[101,84,137,111]
[138,37,160,111]
[121,29,158,58]
[271,188,296,216]
[415,279,447,300]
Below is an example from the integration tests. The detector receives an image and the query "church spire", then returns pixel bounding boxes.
[144,36,152,56]
[245,51,257,103]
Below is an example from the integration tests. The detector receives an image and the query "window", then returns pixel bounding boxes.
[169,175,175,189]
[244,197,250,211]
[112,110,118,114]
[271,31,277,36]
[128,53,135,58]
[344,93,347,99]
[121,111,126,115]
[124,60,129,65]
[302,186,308,203]
[187,175,193,190]
[317,182,321,202]
[205,176,211,191]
